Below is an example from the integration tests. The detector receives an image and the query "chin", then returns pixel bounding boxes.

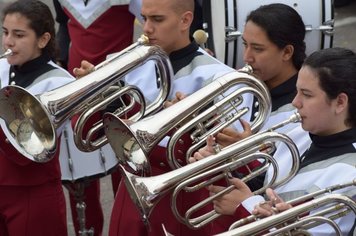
[301,123,311,133]
[6,58,16,65]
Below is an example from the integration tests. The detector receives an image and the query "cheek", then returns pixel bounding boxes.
[257,65,276,81]
[13,45,36,65]
[303,105,330,132]
[255,55,277,73]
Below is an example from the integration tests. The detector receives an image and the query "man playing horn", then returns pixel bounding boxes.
[73,0,242,235]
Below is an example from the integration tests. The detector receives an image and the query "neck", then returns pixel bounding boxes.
[266,63,298,90]
[168,32,191,55]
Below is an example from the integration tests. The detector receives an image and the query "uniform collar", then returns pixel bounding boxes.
[301,128,356,168]
[169,40,199,62]
[9,53,52,88]
[11,53,50,74]
[270,73,298,99]
[309,128,356,148]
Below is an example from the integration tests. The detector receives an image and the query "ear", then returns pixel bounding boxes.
[180,11,193,31]
[335,92,349,115]
[38,32,51,49]
[282,44,294,61]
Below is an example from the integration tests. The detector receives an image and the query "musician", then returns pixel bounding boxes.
[205,47,356,235]
[106,1,237,235]
[73,0,252,234]
[191,4,311,233]
[0,1,74,235]
[214,3,307,147]
[53,1,135,234]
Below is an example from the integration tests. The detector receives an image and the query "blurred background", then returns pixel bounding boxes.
[0,0,355,235]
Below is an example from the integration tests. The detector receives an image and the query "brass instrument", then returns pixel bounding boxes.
[0,36,173,162]
[221,180,356,236]
[119,114,301,227]
[103,66,271,175]
[0,49,12,59]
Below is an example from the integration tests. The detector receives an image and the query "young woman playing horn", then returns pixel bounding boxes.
[190,4,311,233]
[203,47,356,235]
[0,1,74,235]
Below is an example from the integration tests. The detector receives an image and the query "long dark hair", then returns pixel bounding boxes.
[2,0,57,60]
[303,47,356,127]
[246,3,306,70]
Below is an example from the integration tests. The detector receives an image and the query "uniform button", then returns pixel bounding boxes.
[10,81,16,85]
[177,150,184,155]
[254,111,259,118]
[159,162,166,167]
[177,159,183,163]
[5,138,9,143]
[254,101,259,108]
[10,72,15,78]
[178,139,184,145]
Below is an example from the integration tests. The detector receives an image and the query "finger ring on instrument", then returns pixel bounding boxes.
[213,143,221,154]
[272,207,279,214]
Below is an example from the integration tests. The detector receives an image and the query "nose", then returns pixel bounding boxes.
[3,33,14,48]
[243,47,254,64]
[292,94,301,109]
[142,20,153,35]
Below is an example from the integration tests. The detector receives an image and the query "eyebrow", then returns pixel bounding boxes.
[241,36,264,47]
[141,13,164,18]
[299,88,312,93]
[2,27,26,34]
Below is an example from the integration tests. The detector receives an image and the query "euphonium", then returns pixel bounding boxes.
[0,35,173,162]
[73,35,172,152]
[103,65,271,175]
[0,49,12,59]
[221,194,356,236]
[222,179,356,235]
[218,180,356,236]
[119,113,301,227]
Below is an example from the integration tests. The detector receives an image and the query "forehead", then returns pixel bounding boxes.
[141,0,175,16]
[297,66,320,89]
[242,21,271,45]
[3,13,31,30]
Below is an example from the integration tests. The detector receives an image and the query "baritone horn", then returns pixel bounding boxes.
[73,35,171,152]
[103,66,272,175]
[219,180,356,236]
[119,113,301,227]
[0,35,173,162]
[73,34,171,152]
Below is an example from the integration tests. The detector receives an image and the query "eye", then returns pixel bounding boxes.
[152,16,164,22]
[252,46,264,52]
[302,91,312,98]
[14,33,25,38]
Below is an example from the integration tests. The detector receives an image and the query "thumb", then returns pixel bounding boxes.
[176,91,187,101]
[239,119,251,133]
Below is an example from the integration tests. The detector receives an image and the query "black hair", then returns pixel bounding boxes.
[304,47,356,127]
[246,3,306,69]
[2,0,57,60]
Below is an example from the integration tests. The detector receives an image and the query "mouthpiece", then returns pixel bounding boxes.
[193,29,208,46]
[137,34,149,45]
[0,49,12,59]
[268,112,302,132]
